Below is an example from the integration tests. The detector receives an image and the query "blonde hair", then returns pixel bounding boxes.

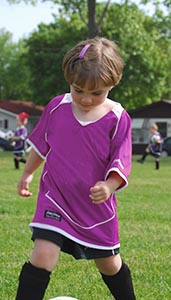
[150,123,158,131]
[62,37,124,90]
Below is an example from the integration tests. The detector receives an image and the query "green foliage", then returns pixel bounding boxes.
[0,29,31,100]
[1,1,171,108]
[5,0,171,8]
[22,2,171,108]
[141,0,171,8]
[26,16,87,105]
[0,152,171,299]
[103,3,169,109]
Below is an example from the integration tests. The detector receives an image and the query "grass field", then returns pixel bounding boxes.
[0,152,171,300]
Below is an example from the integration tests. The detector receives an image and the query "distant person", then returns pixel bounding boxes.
[10,112,29,169]
[15,37,136,300]
[137,123,163,169]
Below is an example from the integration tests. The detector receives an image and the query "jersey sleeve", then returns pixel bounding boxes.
[105,110,132,191]
[27,94,65,159]
[17,127,27,140]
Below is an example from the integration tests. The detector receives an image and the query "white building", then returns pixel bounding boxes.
[129,100,171,154]
[0,100,44,135]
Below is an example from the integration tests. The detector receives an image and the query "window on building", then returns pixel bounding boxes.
[132,128,149,144]
[156,122,167,138]
[4,119,8,129]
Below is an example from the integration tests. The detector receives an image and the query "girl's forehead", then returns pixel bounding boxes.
[72,82,110,92]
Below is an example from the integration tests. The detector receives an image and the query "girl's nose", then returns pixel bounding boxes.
[80,96,92,105]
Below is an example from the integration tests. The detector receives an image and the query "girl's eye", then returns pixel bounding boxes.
[92,92,102,96]
[75,89,82,93]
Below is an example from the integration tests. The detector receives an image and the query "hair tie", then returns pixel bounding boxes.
[79,44,91,59]
[18,112,29,121]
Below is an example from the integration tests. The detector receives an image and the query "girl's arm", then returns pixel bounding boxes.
[11,136,22,142]
[18,148,44,197]
[90,172,124,204]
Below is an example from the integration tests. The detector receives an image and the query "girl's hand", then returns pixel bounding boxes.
[17,148,44,197]
[18,173,33,197]
[90,172,124,204]
[89,181,112,204]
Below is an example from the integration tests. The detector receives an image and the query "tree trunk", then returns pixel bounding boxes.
[87,0,97,38]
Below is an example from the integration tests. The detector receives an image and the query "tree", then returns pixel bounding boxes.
[5,0,171,39]
[102,3,170,108]
[0,29,31,100]
[5,0,111,38]
[56,0,112,37]
[2,1,171,108]
[140,0,171,9]
[25,15,87,104]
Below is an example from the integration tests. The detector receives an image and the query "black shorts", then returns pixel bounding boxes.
[13,151,25,157]
[31,227,120,260]
[150,150,161,158]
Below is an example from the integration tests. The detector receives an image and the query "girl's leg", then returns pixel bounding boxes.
[17,153,26,164]
[14,157,19,169]
[155,158,160,169]
[16,239,61,300]
[137,147,149,163]
[20,158,27,163]
[94,254,136,300]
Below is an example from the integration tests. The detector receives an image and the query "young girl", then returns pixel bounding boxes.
[137,123,163,169]
[15,37,136,300]
[11,112,29,169]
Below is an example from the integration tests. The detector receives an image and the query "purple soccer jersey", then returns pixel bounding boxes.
[149,132,163,156]
[14,126,27,154]
[27,93,132,250]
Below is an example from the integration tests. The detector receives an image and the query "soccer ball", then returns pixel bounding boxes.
[151,134,160,143]
[5,130,14,140]
[48,297,78,300]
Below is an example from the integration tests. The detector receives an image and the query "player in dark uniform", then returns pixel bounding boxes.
[137,123,163,169]
[10,112,29,169]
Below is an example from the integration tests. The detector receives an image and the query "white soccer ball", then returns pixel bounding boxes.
[151,134,160,143]
[49,297,78,300]
[5,130,14,140]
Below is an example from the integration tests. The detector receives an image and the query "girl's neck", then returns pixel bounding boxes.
[72,99,115,122]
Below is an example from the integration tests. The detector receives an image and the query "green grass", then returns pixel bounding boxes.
[0,152,171,299]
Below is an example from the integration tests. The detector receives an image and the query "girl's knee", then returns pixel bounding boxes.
[94,254,122,276]
[30,239,60,271]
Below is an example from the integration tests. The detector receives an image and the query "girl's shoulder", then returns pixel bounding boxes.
[44,93,71,114]
[106,98,123,109]
[106,99,132,132]
[106,98,125,118]
[49,93,68,106]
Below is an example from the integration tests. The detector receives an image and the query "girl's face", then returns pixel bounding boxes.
[70,84,112,112]
[16,117,23,126]
[150,127,157,134]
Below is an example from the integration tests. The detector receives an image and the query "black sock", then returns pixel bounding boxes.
[15,262,51,300]
[141,152,148,161]
[101,262,136,300]
[20,158,26,163]
[14,158,19,169]
[155,161,159,169]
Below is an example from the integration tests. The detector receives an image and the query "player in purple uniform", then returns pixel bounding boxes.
[15,38,136,300]
[137,123,163,169]
[10,112,29,169]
